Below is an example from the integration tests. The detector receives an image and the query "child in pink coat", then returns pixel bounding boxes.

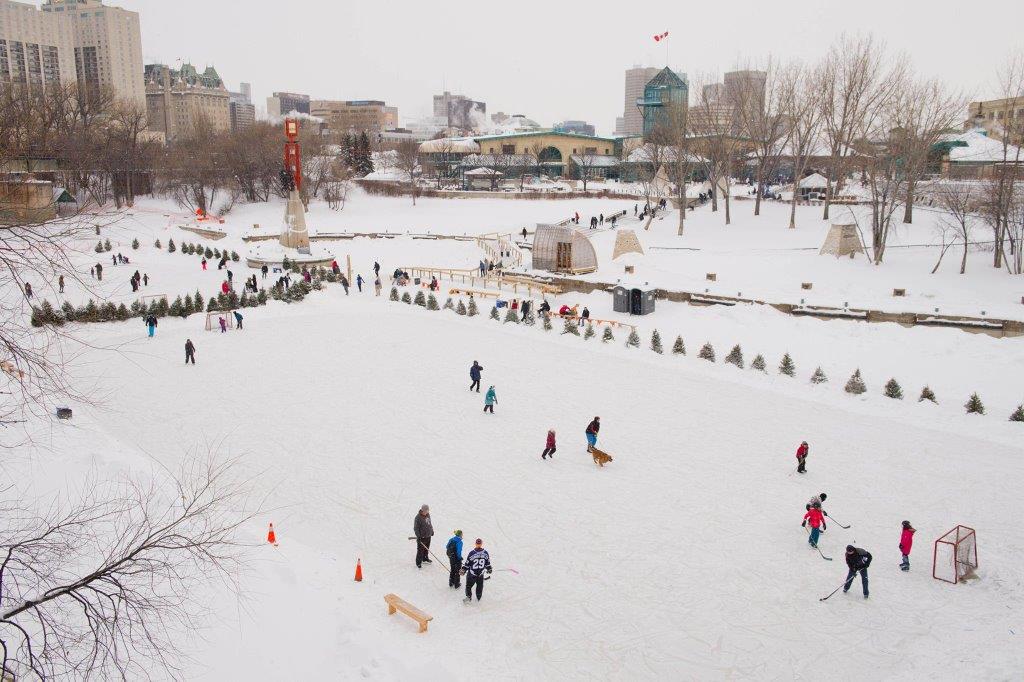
[899,520,915,572]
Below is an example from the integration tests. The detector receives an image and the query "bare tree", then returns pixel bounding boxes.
[927,180,980,273]
[394,139,420,205]
[784,63,825,229]
[981,54,1024,269]
[0,455,257,679]
[648,102,695,235]
[158,116,234,214]
[899,82,966,224]
[690,73,743,224]
[106,100,155,208]
[573,147,602,192]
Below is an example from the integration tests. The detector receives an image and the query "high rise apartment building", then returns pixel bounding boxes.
[266,91,310,118]
[310,99,391,137]
[622,66,660,136]
[144,62,230,141]
[1,0,143,105]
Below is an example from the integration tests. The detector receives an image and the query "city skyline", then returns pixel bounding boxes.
[98,0,1023,135]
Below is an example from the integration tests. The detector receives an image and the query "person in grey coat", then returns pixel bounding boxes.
[414,504,434,568]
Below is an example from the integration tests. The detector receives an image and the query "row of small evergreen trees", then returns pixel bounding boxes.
[161,238,240,262]
[30,288,270,328]
[392,292,1021,420]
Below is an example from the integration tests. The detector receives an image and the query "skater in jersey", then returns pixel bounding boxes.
[462,538,492,603]
[844,545,872,598]
[542,429,556,459]
[795,441,809,473]
[899,520,915,572]
[585,417,600,452]
[446,530,464,589]
[802,502,826,548]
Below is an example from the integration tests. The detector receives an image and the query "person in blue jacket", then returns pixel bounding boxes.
[484,386,496,413]
[446,530,464,589]
[469,361,483,392]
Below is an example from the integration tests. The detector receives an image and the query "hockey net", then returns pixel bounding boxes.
[204,311,236,331]
[933,525,978,584]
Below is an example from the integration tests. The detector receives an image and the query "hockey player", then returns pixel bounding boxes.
[462,538,492,603]
[899,521,915,572]
[802,502,826,548]
[805,492,827,511]
[795,441,809,473]
[446,530,464,588]
[844,545,872,597]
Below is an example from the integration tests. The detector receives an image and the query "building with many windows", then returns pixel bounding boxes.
[144,63,230,141]
[310,99,392,137]
[554,120,596,137]
[621,66,660,137]
[967,96,1024,144]
[433,91,486,130]
[266,91,310,118]
[0,0,143,105]
[637,67,688,138]
[228,81,255,131]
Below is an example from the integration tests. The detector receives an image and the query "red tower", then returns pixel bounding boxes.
[284,118,303,192]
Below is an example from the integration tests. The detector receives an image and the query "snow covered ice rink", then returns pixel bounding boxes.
[7,192,1024,680]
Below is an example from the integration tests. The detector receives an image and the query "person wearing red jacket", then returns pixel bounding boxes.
[899,520,915,572]
[802,502,826,548]
[795,441,809,473]
[542,429,556,460]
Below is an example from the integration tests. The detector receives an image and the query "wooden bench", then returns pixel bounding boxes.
[384,593,433,633]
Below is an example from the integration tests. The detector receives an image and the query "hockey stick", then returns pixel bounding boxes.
[804,526,833,561]
[819,580,848,601]
[408,537,449,570]
[824,513,851,529]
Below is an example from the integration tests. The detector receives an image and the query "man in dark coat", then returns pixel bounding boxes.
[844,545,872,598]
[586,416,601,452]
[414,504,433,568]
[184,339,196,365]
[469,361,483,393]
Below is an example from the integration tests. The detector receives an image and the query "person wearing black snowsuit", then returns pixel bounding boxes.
[538,300,551,314]
[373,261,380,277]
[469,361,483,392]
[462,539,492,602]
[446,530,464,588]
[341,275,349,295]
[844,545,872,597]
[184,339,196,365]
[414,505,433,568]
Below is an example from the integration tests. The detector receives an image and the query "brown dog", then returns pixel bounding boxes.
[591,448,613,467]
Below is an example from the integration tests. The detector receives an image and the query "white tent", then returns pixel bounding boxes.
[797,172,828,198]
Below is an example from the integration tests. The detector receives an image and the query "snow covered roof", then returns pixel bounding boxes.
[460,153,533,167]
[798,172,829,188]
[569,155,620,168]
[625,144,704,164]
[939,129,1024,164]
[418,137,480,154]
[464,167,503,176]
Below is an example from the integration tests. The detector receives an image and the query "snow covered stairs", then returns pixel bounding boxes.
[384,593,433,633]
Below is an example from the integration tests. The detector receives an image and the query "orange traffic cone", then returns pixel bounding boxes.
[354,558,363,582]
[267,523,278,546]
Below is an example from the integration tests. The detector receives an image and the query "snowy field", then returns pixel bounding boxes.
[5,190,1024,680]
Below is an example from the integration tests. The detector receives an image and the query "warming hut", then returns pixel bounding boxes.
[531,224,598,274]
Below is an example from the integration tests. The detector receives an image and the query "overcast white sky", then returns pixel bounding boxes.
[112,0,1022,134]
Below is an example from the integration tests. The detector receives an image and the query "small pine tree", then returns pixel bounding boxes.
[95,240,103,253]
[456,300,467,315]
[522,310,536,326]
[626,329,640,347]
[401,292,412,304]
[810,367,828,384]
[61,301,77,322]
[698,342,715,362]
[82,299,99,322]
[169,296,183,317]
[390,287,399,301]
[778,353,795,377]
[919,386,937,403]
[154,239,162,249]
[100,302,117,321]
[504,306,519,323]
[845,369,867,395]
[562,316,580,335]
[1009,405,1024,422]
[207,297,218,312]
[194,291,204,312]
[650,329,664,354]
[414,290,426,307]
[443,297,454,310]
[104,238,112,251]
[883,378,904,399]
[601,325,614,343]
[672,335,685,355]
[183,294,195,316]
[115,303,130,321]
[168,238,176,253]
[490,306,500,320]
[468,298,479,317]
[583,323,595,340]
[725,344,744,368]
[751,354,766,372]
[213,248,221,259]
[427,293,439,310]
[204,246,213,259]
[132,238,139,250]
[542,313,553,331]
[964,392,985,415]
[231,250,240,262]
[156,297,169,317]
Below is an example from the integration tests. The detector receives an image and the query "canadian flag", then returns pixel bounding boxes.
[653,31,669,42]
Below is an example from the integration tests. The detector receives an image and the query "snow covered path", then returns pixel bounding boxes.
[15,289,1023,680]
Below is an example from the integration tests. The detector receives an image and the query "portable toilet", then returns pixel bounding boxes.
[612,279,655,315]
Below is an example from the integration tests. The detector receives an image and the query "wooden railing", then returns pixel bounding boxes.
[397,266,560,297]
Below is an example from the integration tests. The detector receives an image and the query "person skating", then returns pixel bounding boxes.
[95,262,103,280]
[184,339,196,365]
[484,385,496,414]
[805,492,827,511]
[899,521,915,572]
[202,258,207,270]
[374,276,382,296]
[585,416,600,452]
[542,429,556,459]
[218,316,227,333]
[469,361,483,392]
[373,261,380,278]
[341,275,349,295]
[462,538,492,603]
[446,530,464,589]
[844,545,872,598]
[414,504,434,568]
[802,502,826,548]
[23,282,32,299]
[58,274,64,293]
[145,314,158,338]
[795,441,809,473]
[143,273,148,286]
[233,310,244,330]
[261,264,268,279]
[356,274,364,292]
